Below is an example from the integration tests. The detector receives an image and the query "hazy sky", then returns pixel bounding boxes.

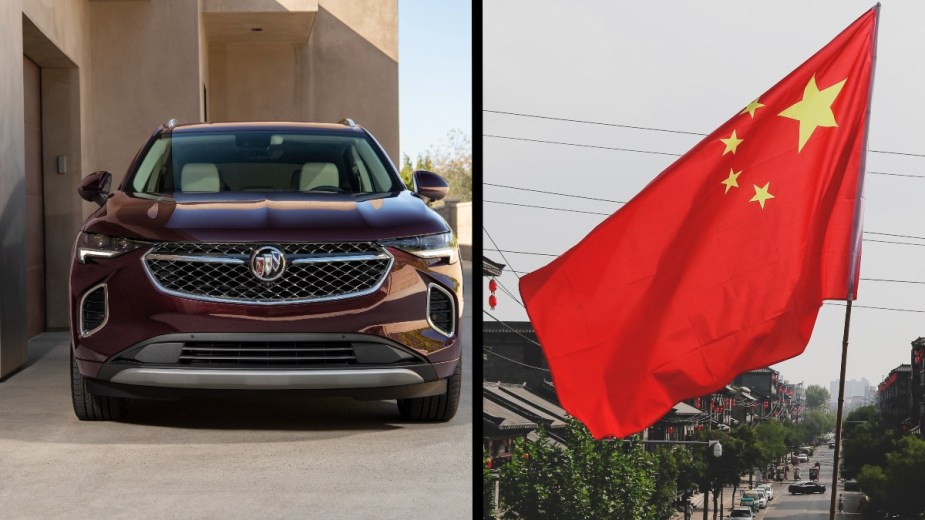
[398,0,472,163]
[484,1,925,392]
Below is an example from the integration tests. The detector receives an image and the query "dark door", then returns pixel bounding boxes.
[23,55,46,338]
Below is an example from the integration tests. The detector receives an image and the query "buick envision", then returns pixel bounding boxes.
[70,119,463,422]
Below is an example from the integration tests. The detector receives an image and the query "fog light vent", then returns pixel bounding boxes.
[80,285,107,336]
[427,284,455,337]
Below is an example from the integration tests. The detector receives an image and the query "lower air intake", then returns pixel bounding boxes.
[81,285,107,335]
[427,284,455,337]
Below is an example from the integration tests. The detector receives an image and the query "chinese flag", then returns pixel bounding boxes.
[519,7,878,439]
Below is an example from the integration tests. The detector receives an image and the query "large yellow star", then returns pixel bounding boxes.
[721,169,741,194]
[740,98,765,118]
[778,75,846,152]
[750,182,775,209]
[720,130,744,155]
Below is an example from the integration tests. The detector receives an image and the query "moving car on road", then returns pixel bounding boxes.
[789,481,827,494]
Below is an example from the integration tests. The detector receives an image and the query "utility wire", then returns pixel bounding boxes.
[483,309,543,348]
[494,278,526,308]
[484,109,925,159]
[484,134,683,157]
[483,347,551,372]
[485,182,627,204]
[484,198,925,246]
[485,200,611,216]
[824,302,925,314]
[484,226,521,279]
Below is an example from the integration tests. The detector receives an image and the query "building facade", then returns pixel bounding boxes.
[0,0,398,379]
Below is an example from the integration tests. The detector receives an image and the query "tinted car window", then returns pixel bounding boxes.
[129,131,401,195]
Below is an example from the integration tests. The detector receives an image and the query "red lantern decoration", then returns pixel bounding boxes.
[695,398,701,408]
[524,452,530,460]
[488,278,498,310]
[668,426,675,434]
[489,294,498,310]
[489,279,498,292]
[696,424,703,431]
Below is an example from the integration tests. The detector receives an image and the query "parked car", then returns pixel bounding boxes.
[829,442,836,448]
[756,483,774,501]
[740,495,758,513]
[798,453,809,463]
[742,490,766,509]
[69,120,463,421]
[753,489,769,508]
[730,507,755,519]
[844,480,862,491]
[789,481,827,494]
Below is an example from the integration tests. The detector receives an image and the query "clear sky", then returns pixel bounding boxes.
[398,0,472,163]
[484,1,925,393]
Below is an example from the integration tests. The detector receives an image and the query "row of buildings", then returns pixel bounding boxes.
[876,337,925,436]
[482,258,808,464]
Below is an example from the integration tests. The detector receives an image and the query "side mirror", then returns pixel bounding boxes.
[412,170,448,203]
[78,170,112,206]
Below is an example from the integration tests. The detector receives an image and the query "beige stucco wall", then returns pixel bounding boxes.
[0,1,28,378]
[207,0,399,162]
[89,0,203,188]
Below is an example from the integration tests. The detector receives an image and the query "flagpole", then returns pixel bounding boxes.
[829,298,853,520]
[829,5,879,519]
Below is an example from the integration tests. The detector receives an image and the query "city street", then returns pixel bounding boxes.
[0,265,473,519]
[679,447,865,520]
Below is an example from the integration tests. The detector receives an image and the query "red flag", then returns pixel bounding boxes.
[519,7,878,439]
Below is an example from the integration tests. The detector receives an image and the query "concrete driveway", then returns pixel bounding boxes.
[0,265,472,519]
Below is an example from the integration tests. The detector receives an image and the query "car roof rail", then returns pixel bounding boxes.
[338,118,357,128]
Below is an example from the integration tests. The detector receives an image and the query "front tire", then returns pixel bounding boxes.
[397,358,461,421]
[71,349,124,421]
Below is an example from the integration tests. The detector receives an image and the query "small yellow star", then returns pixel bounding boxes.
[720,130,744,155]
[740,98,765,118]
[750,182,775,209]
[778,74,847,152]
[721,169,742,194]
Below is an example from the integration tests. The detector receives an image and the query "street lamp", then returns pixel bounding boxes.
[703,441,723,520]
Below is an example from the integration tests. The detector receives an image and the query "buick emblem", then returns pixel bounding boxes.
[250,246,286,282]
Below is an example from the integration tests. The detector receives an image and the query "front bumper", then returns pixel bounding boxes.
[70,246,463,389]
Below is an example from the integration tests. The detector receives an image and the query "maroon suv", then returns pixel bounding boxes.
[70,120,463,422]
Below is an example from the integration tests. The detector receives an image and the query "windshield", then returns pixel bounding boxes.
[127,130,402,195]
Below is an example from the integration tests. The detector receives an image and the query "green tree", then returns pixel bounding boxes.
[399,130,471,202]
[840,406,895,479]
[754,420,788,468]
[881,435,925,518]
[805,384,831,411]
[499,419,667,520]
[483,446,495,520]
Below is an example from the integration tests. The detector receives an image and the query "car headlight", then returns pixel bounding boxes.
[380,231,458,264]
[77,232,149,263]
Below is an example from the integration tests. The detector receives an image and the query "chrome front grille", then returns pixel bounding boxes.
[179,341,358,367]
[143,242,392,304]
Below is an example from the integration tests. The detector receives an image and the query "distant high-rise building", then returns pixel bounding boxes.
[830,378,872,409]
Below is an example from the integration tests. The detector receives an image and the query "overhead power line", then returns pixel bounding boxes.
[485,182,627,204]
[483,310,543,348]
[485,109,925,159]
[484,348,551,372]
[484,226,521,280]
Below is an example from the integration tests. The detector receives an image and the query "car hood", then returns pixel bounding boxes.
[84,191,450,242]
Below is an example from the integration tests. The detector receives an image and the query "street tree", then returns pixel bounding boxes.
[499,420,664,520]
[804,384,831,411]
[840,406,895,479]
[399,130,471,201]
